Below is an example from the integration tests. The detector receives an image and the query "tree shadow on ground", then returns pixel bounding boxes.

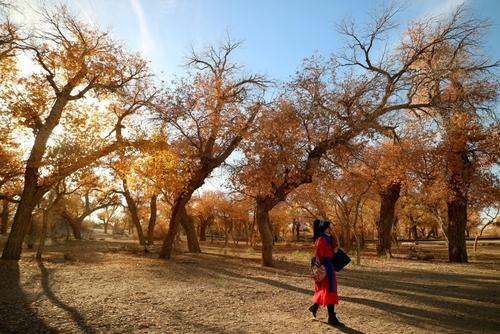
[32,239,150,264]
[37,261,96,334]
[316,321,366,334]
[338,267,500,332]
[190,253,500,333]
[192,258,368,333]
[0,260,56,334]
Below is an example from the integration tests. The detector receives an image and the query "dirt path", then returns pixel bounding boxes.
[0,240,499,333]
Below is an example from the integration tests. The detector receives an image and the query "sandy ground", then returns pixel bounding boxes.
[0,234,499,334]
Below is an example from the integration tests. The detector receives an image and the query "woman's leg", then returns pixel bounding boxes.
[308,303,319,318]
[327,304,344,326]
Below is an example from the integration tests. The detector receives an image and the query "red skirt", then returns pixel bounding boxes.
[313,273,338,305]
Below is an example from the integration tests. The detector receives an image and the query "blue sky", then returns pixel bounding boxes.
[18,0,500,82]
[11,0,500,192]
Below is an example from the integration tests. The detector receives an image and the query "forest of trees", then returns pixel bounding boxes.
[1,3,499,266]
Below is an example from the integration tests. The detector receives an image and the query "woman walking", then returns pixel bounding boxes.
[309,219,344,327]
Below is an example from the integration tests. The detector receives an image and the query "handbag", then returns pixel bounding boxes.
[311,256,326,282]
[332,248,351,272]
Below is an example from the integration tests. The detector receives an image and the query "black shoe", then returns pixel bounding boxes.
[328,315,345,327]
[308,304,318,318]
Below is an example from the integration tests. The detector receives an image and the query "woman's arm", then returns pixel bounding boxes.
[317,237,334,257]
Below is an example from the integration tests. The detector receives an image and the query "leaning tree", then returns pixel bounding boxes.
[2,6,150,260]
[154,40,267,259]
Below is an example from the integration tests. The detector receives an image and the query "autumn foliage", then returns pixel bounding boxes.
[0,4,498,266]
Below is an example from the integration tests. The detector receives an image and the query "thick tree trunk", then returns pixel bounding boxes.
[445,135,471,263]
[62,202,107,240]
[2,182,44,260]
[199,216,212,242]
[447,196,468,263]
[256,198,275,267]
[180,210,201,253]
[159,196,190,259]
[147,195,157,245]
[60,211,83,240]
[376,182,400,257]
[67,217,82,240]
[2,96,69,261]
[199,221,207,241]
[1,199,9,235]
[409,225,417,241]
[104,222,108,234]
[442,108,474,262]
[159,166,213,260]
[122,179,145,245]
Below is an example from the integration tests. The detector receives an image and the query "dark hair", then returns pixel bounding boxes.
[313,219,331,241]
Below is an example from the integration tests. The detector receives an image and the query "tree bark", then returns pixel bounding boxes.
[444,132,471,263]
[159,195,190,259]
[409,225,417,241]
[447,196,468,262]
[199,220,207,242]
[180,210,201,253]
[66,216,82,240]
[2,180,45,259]
[256,197,275,267]
[376,182,401,257]
[147,195,157,245]
[474,216,497,252]
[159,169,211,259]
[122,179,145,245]
[2,95,69,260]
[199,216,212,242]
[1,199,9,235]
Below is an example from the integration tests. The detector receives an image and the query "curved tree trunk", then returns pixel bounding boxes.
[2,95,70,261]
[160,170,212,259]
[1,199,9,235]
[376,182,401,257]
[147,195,157,245]
[474,216,497,252]
[256,197,275,267]
[159,196,190,259]
[66,216,82,240]
[122,179,145,246]
[447,196,468,263]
